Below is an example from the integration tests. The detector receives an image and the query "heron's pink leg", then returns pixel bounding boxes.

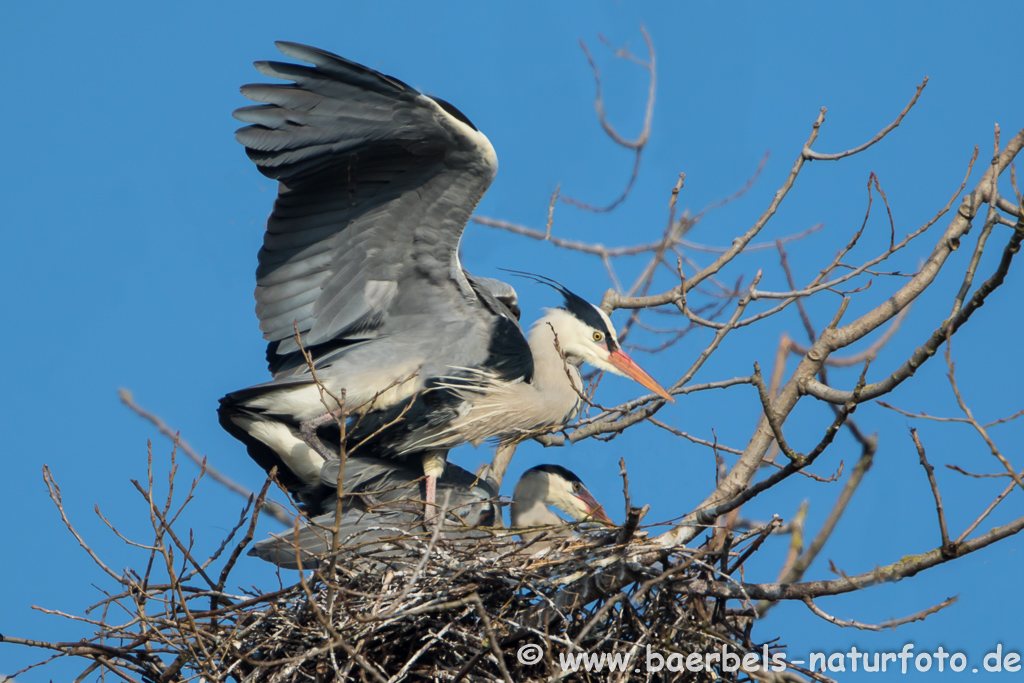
[424,474,438,523]
[421,451,447,535]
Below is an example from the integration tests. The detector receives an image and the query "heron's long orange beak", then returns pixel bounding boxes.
[608,349,675,402]
[575,489,614,525]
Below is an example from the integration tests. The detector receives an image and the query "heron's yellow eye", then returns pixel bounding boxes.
[592,331,604,342]
[572,482,582,493]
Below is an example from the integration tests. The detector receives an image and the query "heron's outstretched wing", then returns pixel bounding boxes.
[235,42,499,376]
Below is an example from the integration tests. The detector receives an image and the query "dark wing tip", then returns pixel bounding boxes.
[267,40,417,95]
[274,41,341,64]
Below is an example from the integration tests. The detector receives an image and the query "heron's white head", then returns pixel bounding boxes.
[511,464,613,527]
[532,285,674,402]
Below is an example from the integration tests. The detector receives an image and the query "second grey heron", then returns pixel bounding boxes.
[219,42,673,509]
[249,457,612,569]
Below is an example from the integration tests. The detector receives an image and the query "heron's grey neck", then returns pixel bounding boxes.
[510,495,565,528]
[526,316,584,419]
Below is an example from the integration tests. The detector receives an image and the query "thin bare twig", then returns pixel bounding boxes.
[118,389,292,526]
[910,428,952,554]
[803,77,928,161]
[802,595,956,631]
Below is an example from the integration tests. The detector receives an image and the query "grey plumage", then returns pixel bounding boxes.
[248,457,498,570]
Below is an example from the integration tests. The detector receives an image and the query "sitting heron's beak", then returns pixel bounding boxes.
[575,488,614,526]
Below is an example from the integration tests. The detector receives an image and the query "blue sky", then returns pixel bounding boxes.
[3,2,1023,680]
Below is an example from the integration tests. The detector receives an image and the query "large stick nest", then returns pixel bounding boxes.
[69,520,772,683]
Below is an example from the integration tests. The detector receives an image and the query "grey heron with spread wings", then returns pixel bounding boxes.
[219,42,673,508]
